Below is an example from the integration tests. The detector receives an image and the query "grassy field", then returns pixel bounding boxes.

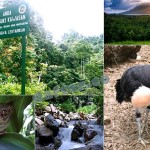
[105,41,150,45]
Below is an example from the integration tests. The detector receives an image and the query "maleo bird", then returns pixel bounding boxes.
[115,65,150,146]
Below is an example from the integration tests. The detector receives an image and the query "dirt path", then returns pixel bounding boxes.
[104,45,150,150]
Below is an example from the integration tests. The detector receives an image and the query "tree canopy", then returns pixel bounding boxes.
[105,13,150,43]
[0,0,104,96]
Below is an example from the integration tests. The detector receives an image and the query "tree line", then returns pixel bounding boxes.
[105,13,150,43]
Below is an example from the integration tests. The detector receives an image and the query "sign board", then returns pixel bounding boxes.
[0,3,29,39]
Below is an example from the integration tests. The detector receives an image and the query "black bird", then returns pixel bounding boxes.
[115,65,150,146]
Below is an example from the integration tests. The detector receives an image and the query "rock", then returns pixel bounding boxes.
[84,129,97,142]
[104,116,111,125]
[58,115,64,120]
[35,108,43,116]
[69,112,80,120]
[104,45,141,65]
[53,113,58,119]
[64,114,70,121]
[60,121,68,128]
[35,118,44,126]
[44,106,51,113]
[36,144,55,150]
[86,125,103,135]
[44,114,59,136]
[68,112,74,119]
[71,129,81,141]
[79,113,88,120]
[50,104,57,113]
[86,135,103,148]
[71,123,84,141]
[38,126,54,146]
[58,110,65,118]
[87,114,96,120]
[54,136,62,149]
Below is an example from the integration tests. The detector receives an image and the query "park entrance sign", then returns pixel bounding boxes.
[0,4,29,39]
[0,3,29,95]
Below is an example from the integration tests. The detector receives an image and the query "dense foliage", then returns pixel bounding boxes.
[0,3,104,95]
[105,13,150,43]
[0,0,103,118]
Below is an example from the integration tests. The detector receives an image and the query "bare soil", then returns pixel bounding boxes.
[104,45,150,150]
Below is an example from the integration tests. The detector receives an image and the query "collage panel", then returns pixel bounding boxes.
[104,0,150,150]
[1,0,104,150]
[34,95,103,150]
[0,95,34,150]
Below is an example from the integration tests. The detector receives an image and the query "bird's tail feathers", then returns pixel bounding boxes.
[115,79,125,104]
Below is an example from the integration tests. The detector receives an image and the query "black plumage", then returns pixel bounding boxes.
[115,65,150,146]
[115,65,150,104]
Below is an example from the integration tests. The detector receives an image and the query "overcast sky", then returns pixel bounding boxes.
[105,0,149,13]
[28,0,104,41]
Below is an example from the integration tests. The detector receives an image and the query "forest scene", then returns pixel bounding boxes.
[0,0,104,149]
[104,13,150,44]
[0,0,104,96]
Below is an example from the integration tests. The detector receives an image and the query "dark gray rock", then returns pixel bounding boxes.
[84,129,97,142]
[71,123,84,141]
[54,136,62,149]
[38,126,54,146]
[45,114,59,136]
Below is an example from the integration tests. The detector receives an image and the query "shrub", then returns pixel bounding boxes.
[77,105,96,114]
[60,100,76,113]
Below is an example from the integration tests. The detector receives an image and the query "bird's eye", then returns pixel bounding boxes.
[1,109,7,117]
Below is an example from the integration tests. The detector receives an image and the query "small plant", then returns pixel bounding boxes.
[77,105,96,114]
[36,101,49,110]
[60,100,76,113]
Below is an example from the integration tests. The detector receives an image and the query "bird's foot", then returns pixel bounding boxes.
[143,125,149,135]
[145,123,149,135]
[141,122,149,135]
[137,137,150,147]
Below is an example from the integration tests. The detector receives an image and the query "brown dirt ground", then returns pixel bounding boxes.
[104,45,150,150]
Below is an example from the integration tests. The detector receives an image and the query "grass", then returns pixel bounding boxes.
[105,41,150,45]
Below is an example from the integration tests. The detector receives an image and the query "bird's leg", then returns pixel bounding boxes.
[141,107,150,134]
[136,112,142,139]
[135,110,149,147]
